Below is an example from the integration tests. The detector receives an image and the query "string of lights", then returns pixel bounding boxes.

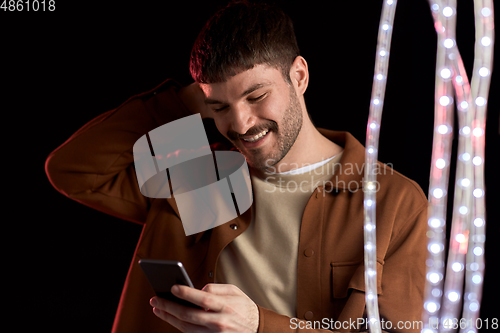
[363,1,398,332]
[459,1,493,332]
[365,1,493,333]
[437,0,474,328]
[419,1,494,332]
[421,1,457,329]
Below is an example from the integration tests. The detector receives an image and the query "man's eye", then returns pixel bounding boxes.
[248,93,267,102]
[213,105,229,112]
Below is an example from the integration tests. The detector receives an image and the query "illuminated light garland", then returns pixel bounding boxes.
[421,2,457,330]
[459,1,493,332]
[433,0,472,329]
[420,1,494,333]
[363,1,492,332]
[363,1,398,332]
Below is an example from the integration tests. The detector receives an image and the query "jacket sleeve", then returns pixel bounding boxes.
[45,79,192,224]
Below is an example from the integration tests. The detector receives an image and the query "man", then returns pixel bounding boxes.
[46,1,428,332]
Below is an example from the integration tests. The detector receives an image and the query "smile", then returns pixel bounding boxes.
[242,129,269,143]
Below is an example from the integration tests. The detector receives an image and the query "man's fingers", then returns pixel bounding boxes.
[172,285,225,312]
[151,295,218,326]
[150,284,259,332]
[201,283,244,296]
[152,306,207,333]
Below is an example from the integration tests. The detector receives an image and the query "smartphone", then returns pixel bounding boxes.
[138,259,201,308]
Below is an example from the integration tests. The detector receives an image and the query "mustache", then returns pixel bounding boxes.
[227,121,278,141]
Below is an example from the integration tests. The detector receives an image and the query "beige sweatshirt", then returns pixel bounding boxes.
[216,153,343,317]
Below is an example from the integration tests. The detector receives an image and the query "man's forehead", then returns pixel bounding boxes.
[200,78,275,104]
[200,64,280,101]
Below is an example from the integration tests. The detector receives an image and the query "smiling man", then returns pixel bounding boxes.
[46,1,428,333]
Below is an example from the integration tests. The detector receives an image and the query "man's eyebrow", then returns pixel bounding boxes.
[204,82,272,105]
[204,98,224,105]
[241,82,271,98]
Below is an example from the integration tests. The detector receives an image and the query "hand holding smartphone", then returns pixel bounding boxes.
[138,259,201,309]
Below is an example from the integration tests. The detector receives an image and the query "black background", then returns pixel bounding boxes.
[2,0,499,331]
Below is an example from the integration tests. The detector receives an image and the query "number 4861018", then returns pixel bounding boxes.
[1,0,55,11]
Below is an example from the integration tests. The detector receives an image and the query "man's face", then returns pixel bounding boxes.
[200,64,303,170]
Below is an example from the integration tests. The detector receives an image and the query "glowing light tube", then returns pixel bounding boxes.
[421,2,457,331]
[421,1,494,333]
[363,1,398,332]
[459,1,493,332]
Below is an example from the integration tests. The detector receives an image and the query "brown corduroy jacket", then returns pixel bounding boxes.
[46,79,428,333]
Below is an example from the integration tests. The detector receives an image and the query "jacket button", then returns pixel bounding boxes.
[304,248,315,257]
[208,271,213,278]
[304,311,314,320]
[230,224,238,230]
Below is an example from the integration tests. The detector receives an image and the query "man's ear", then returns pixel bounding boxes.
[289,56,309,95]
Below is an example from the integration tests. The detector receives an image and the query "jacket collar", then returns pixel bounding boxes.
[317,129,366,191]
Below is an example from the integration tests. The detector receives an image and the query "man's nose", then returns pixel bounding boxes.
[229,104,256,136]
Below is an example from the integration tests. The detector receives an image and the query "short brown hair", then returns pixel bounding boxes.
[189,1,300,84]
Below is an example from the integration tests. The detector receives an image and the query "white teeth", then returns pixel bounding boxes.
[243,129,269,142]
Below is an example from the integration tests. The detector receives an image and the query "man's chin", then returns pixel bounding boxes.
[247,161,271,171]
[245,153,288,173]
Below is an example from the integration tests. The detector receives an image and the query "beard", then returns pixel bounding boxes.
[229,86,303,170]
